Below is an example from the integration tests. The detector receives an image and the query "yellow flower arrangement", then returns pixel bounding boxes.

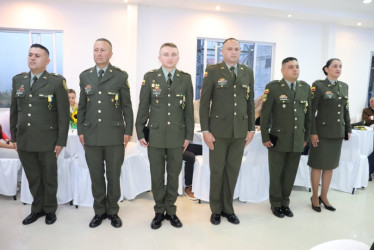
[71,110,78,124]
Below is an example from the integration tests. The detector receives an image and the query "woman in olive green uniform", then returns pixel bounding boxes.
[308,58,351,212]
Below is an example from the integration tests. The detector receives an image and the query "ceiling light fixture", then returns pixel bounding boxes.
[216,6,221,11]
[357,22,363,26]
[123,0,128,2]
[363,0,372,4]
[287,14,292,18]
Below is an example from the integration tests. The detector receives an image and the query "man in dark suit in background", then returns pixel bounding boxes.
[10,44,70,225]
[78,38,133,228]
[135,43,194,229]
[200,38,255,225]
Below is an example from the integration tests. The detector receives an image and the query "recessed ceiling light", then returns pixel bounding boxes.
[357,22,363,26]
[123,0,128,2]
[216,6,221,11]
[287,14,292,18]
[363,0,372,4]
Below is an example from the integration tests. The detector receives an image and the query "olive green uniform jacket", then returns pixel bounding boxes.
[260,79,312,152]
[311,78,351,138]
[10,71,70,150]
[77,64,133,145]
[135,67,194,147]
[200,62,255,136]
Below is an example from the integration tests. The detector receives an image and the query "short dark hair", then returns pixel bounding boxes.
[68,89,76,94]
[223,38,239,46]
[282,57,298,65]
[96,38,112,49]
[322,58,341,76]
[160,42,178,50]
[30,44,49,55]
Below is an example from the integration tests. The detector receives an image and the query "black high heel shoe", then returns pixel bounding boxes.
[319,196,336,211]
[311,197,321,212]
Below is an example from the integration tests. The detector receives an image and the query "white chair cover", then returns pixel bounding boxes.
[192,140,240,202]
[0,158,21,196]
[294,155,311,190]
[20,148,73,204]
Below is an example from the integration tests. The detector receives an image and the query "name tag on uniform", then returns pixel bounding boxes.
[324,91,335,99]
[279,95,288,102]
[217,78,227,87]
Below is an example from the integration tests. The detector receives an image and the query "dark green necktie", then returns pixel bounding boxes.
[31,76,38,88]
[167,73,172,88]
[230,66,236,82]
[98,69,104,80]
[291,82,295,92]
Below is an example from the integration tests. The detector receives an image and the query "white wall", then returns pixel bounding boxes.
[1,1,374,120]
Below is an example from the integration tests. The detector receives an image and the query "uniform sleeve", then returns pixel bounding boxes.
[310,83,321,135]
[55,78,70,146]
[247,68,255,131]
[344,85,352,133]
[260,84,273,143]
[120,76,134,136]
[135,74,151,139]
[199,67,214,132]
[304,85,312,141]
[9,77,18,142]
[184,74,194,140]
[77,75,87,136]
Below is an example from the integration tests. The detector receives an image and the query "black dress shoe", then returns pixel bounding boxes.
[165,214,183,228]
[45,212,57,225]
[281,206,294,217]
[311,197,321,212]
[22,212,45,225]
[221,212,240,224]
[151,213,165,230]
[210,213,221,225]
[319,196,336,211]
[89,214,107,228]
[108,214,122,228]
[271,206,284,218]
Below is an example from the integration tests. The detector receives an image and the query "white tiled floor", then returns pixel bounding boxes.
[0,183,373,250]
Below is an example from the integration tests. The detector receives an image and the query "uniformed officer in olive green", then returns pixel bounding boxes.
[200,38,255,226]
[135,43,193,229]
[260,57,312,218]
[308,58,351,212]
[10,44,69,225]
[77,38,133,229]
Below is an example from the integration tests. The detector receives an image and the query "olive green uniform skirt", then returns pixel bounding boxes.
[308,137,343,170]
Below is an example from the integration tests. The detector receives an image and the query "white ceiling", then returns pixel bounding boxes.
[46,0,374,28]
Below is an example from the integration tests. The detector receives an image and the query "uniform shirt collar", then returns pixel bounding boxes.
[284,79,297,90]
[327,77,337,85]
[96,65,108,77]
[30,72,43,85]
[162,67,176,81]
[225,63,238,75]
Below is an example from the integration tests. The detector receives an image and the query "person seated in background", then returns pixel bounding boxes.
[254,95,263,127]
[362,97,374,126]
[183,143,202,200]
[68,89,78,113]
[0,123,15,149]
[0,124,18,158]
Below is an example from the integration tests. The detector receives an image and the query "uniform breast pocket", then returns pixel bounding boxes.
[85,90,95,102]
[216,78,228,88]
[108,91,120,108]
[175,94,186,109]
[15,93,25,111]
[241,84,250,100]
[39,93,56,111]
